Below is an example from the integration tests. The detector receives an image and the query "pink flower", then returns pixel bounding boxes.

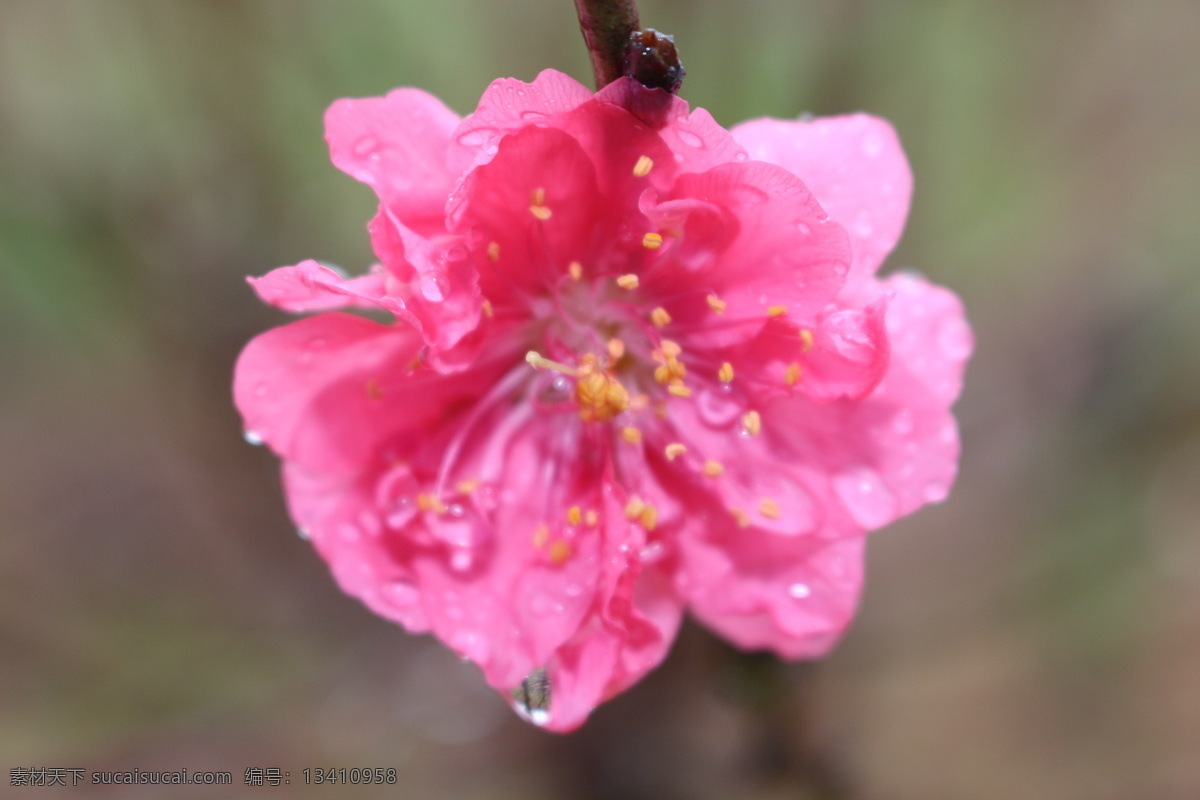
[234,69,971,731]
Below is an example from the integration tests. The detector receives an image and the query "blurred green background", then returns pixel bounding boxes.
[3,1,1199,798]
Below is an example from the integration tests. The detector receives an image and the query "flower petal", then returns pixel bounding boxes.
[325,88,461,231]
[731,114,912,289]
[248,259,395,314]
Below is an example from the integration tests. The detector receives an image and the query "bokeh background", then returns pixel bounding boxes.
[3,1,1198,798]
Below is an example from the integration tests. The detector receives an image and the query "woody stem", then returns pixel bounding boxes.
[572,0,640,89]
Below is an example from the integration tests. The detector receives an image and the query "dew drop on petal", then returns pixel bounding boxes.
[243,429,264,446]
[295,526,311,541]
[924,480,949,503]
[676,129,704,148]
[853,210,874,238]
[696,388,744,428]
[511,668,552,726]
[892,408,915,435]
[788,582,811,599]
[383,580,420,608]
[451,630,490,664]
[639,541,665,563]
[937,316,973,360]
[862,133,883,157]
[833,468,898,529]
[449,548,474,572]
[353,135,379,158]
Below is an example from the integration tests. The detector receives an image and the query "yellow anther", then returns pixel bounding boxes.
[742,410,762,436]
[643,232,664,249]
[620,426,643,444]
[785,362,801,386]
[767,305,788,317]
[730,507,750,528]
[577,370,631,422]
[481,299,494,318]
[665,443,687,461]
[667,380,692,398]
[718,362,734,383]
[703,459,724,477]
[417,493,446,514]
[548,540,572,564]
[531,187,546,206]
[568,261,583,281]
[584,509,599,527]
[532,524,549,548]
[487,241,500,261]
[529,188,551,220]
[799,328,815,353]
[625,497,647,520]
[651,307,671,328]
[530,204,553,221]
[660,340,682,358]
[616,273,639,290]
[633,155,654,177]
[366,378,383,399]
[639,505,658,531]
[654,365,672,384]
[456,478,479,494]
[706,294,727,315]
[567,506,582,526]
[759,498,781,519]
[607,338,626,362]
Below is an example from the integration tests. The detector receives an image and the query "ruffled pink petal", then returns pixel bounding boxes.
[640,161,852,349]
[325,89,460,231]
[731,114,912,291]
[595,77,747,173]
[682,532,864,658]
[248,259,397,314]
[447,69,593,175]
[448,125,604,305]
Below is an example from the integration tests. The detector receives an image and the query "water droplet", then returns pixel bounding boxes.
[794,221,812,236]
[833,468,898,529]
[787,582,811,599]
[639,541,665,563]
[449,548,473,572]
[451,630,490,663]
[853,211,874,238]
[243,429,264,446]
[924,480,949,503]
[456,129,493,148]
[353,135,379,158]
[676,129,704,148]
[420,274,446,302]
[892,408,915,435]
[695,388,743,428]
[520,109,548,122]
[734,150,748,161]
[383,580,420,608]
[937,317,973,360]
[295,526,311,541]
[511,668,551,726]
[862,133,883,157]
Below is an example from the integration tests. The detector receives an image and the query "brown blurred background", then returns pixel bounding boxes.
[2,2,1199,798]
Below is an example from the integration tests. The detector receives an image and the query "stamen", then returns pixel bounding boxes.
[529,187,552,220]
[625,497,647,520]
[639,505,658,530]
[568,261,583,281]
[456,478,479,494]
[482,299,494,318]
[577,370,630,422]
[706,294,727,315]
[703,460,724,477]
[616,273,639,290]
[607,338,626,361]
[642,232,664,249]
[759,498,781,519]
[799,328,815,353]
[584,509,599,527]
[487,241,500,261]
[660,340,682,358]
[417,493,446,513]
[667,380,692,398]
[718,362,734,383]
[767,305,788,317]
[742,410,762,436]
[548,540,572,564]
[665,443,687,461]
[633,155,654,177]
[620,426,643,444]
[650,307,671,328]
[525,351,575,375]
[785,362,801,386]
[730,507,750,528]
[567,506,582,526]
